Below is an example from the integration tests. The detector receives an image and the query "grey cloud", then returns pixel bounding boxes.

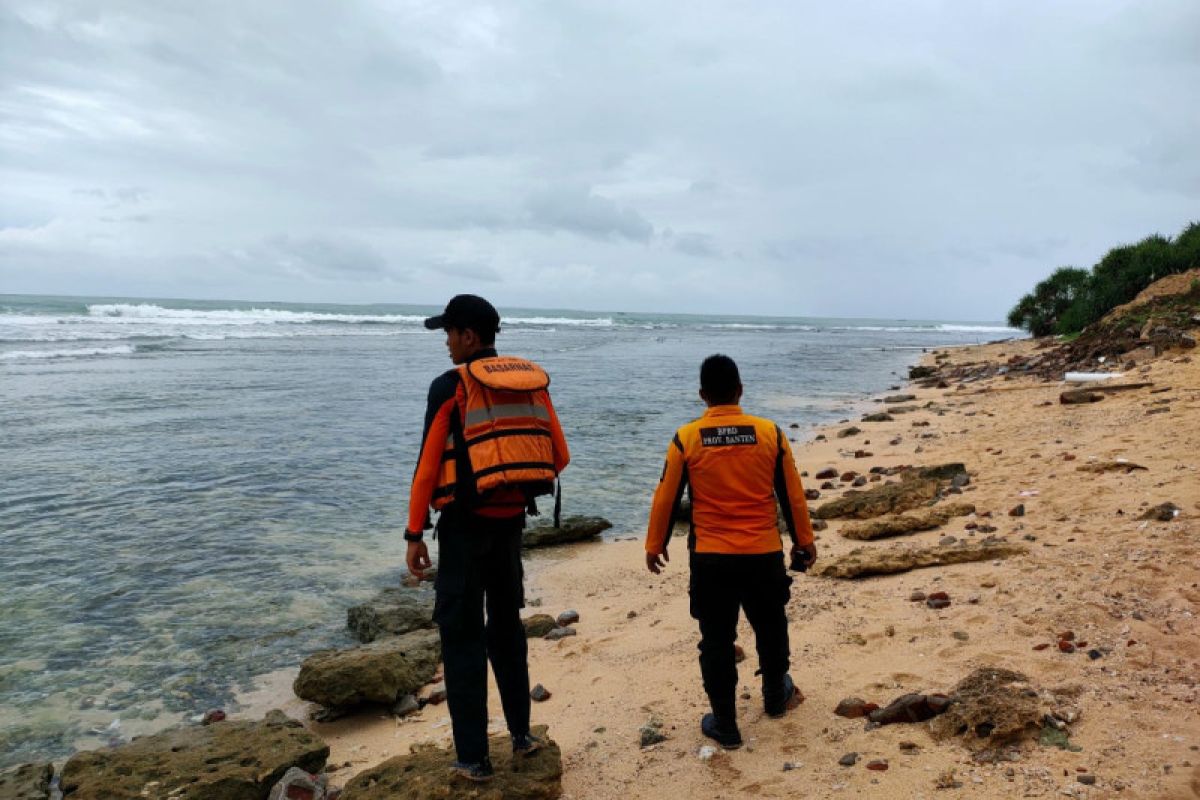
[432,261,502,283]
[670,232,720,258]
[235,235,402,281]
[525,185,654,243]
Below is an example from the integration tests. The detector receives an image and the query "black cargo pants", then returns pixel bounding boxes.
[433,505,530,764]
[689,550,793,720]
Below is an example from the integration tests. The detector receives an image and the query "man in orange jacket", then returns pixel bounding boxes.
[405,294,570,782]
[645,354,817,749]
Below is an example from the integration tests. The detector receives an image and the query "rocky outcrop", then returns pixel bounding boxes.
[340,724,562,799]
[841,503,976,540]
[812,476,939,520]
[347,587,435,643]
[523,516,612,548]
[293,629,441,710]
[816,539,1026,579]
[0,762,52,800]
[929,668,1042,749]
[59,710,327,800]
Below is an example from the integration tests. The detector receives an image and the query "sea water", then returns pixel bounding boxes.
[0,294,1021,766]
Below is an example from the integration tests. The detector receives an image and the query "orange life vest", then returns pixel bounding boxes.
[431,356,559,509]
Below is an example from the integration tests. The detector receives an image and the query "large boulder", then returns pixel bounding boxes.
[523,516,612,548]
[347,587,435,643]
[59,710,327,800]
[841,503,975,540]
[816,540,1026,579]
[0,762,52,800]
[340,724,562,800]
[293,629,441,710]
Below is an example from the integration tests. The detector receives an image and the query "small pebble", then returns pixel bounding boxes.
[530,684,551,702]
[838,752,859,767]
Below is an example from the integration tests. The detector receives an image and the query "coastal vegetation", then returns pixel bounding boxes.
[1007,221,1200,336]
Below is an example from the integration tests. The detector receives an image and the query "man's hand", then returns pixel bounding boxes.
[791,542,817,571]
[646,548,670,574]
[407,540,432,579]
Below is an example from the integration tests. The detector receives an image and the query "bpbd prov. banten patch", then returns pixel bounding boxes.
[699,425,758,447]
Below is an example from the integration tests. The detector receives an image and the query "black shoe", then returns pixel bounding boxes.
[451,758,495,782]
[512,732,545,757]
[764,674,800,719]
[701,713,743,750]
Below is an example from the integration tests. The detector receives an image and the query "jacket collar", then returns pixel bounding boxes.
[465,347,498,364]
[702,404,743,417]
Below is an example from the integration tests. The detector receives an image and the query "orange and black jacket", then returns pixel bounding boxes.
[406,348,570,536]
[646,405,814,556]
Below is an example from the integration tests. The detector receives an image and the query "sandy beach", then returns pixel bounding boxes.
[238,338,1200,799]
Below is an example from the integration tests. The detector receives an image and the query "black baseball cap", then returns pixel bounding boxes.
[423,294,501,335]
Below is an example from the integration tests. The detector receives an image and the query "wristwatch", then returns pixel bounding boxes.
[403,530,423,543]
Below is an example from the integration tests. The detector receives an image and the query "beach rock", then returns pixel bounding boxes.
[884,394,917,403]
[60,710,328,800]
[834,698,878,719]
[0,762,52,800]
[929,668,1042,749]
[805,488,820,500]
[820,481,836,490]
[866,759,889,771]
[531,684,551,702]
[1076,461,1148,474]
[853,450,872,459]
[811,518,829,532]
[840,471,858,482]
[544,626,577,641]
[1008,504,1025,517]
[909,590,926,602]
[347,587,435,644]
[268,767,328,800]
[420,681,447,705]
[556,609,580,627]
[1060,390,1104,405]
[340,724,561,800]
[393,693,420,717]
[815,468,839,480]
[639,718,667,748]
[523,614,558,638]
[862,413,894,423]
[1138,502,1180,521]
[909,366,937,380]
[869,693,953,726]
[812,476,940,520]
[851,476,868,486]
[816,540,1026,580]
[840,503,976,540]
[926,591,951,610]
[914,463,968,481]
[837,426,862,438]
[838,752,860,767]
[523,516,612,548]
[293,629,441,710]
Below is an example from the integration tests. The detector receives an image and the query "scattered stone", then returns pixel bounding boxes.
[293,629,442,710]
[866,759,889,771]
[733,644,746,663]
[1076,461,1148,474]
[862,413,894,423]
[817,541,1026,579]
[820,481,836,490]
[838,426,863,438]
[838,752,860,767]
[851,476,868,487]
[1060,390,1103,405]
[1078,774,1096,785]
[813,475,940,520]
[556,609,580,627]
[1139,502,1180,521]
[805,488,821,500]
[840,471,858,482]
[201,708,226,725]
[1086,649,1102,660]
[834,698,879,719]
[522,614,558,638]
[909,591,927,602]
[926,591,951,610]
[1008,504,1025,517]
[267,767,328,800]
[811,519,829,532]
[347,588,435,643]
[935,768,963,789]
[1058,641,1075,653]
[1032,643,1050,651]
[523,516,613,548]
[639,718,667,748]
[393,693,420,717]
[340,724,560,799]
[531,684,552,702]
[815,467,839,480]
[854,450,873,459]
[0,762,53,800]
[60,711,328,800]
[952,631,970,641]
[544,626,577,641]
[1058,631,1075,641]
[884,394,916,403]
[899,741,920,753]
[420,681,447,706]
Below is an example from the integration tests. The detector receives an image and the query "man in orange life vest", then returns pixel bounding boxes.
[405,294,570,782]
[645,354,817,749]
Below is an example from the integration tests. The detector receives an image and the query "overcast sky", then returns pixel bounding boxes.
[2,1,1197,320]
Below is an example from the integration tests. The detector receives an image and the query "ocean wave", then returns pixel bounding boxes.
[1,345,137,361]
[86,304,427,326]
[504,316,614,327]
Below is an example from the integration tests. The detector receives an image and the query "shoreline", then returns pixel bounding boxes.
[234,336,1200,799]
